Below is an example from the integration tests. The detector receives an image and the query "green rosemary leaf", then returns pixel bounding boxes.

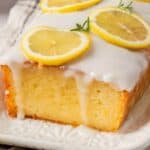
[70,17,90,32]
[118,0,123,7]
[76,23,82,29]
[70,28,80,31]
[126,1,133,11]
[118,0,133,12]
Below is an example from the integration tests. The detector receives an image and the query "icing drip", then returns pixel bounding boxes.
[64,70,92,124]
[76,76,88,124]
[11,63,24,119]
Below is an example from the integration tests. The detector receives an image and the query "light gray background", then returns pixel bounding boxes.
[0,0,16,27]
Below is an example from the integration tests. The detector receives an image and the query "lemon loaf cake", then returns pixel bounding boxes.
[0,39,150,131]
[0,62,149,131]
[0,1,150,132]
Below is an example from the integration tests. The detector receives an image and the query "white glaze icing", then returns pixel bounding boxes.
[64,70,91,124]
[70,35,148,90]
[0,0,149,95]
[74,75,88,124]
[12,64,25,119]
[24,2,149,91]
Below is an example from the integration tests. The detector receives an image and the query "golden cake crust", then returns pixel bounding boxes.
[0,65,17,117]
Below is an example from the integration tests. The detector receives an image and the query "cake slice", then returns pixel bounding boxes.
[0,51,149,131]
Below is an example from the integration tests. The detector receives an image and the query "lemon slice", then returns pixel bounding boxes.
[40,0,101,13]
[21,26,91,66]
[135,0,150,2]
[90,7,150,49]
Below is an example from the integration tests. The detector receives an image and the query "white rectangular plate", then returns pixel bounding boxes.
[0,86,149,150]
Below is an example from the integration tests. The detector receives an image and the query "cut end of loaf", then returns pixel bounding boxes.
[0,62,149,132]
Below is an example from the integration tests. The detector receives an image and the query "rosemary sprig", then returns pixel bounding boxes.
[118,0,133,12]
[71,17,90,32]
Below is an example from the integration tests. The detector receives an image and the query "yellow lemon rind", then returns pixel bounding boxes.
[40,0,101,13]
[136,0,150,2]
[90,7,150,50]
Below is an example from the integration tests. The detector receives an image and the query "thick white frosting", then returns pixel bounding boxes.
[0,0,149,92]
[23,0,150,91]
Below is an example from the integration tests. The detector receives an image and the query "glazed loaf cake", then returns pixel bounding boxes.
[0,58,150,131]
[0,34,150,131]
[0,2,150,132]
